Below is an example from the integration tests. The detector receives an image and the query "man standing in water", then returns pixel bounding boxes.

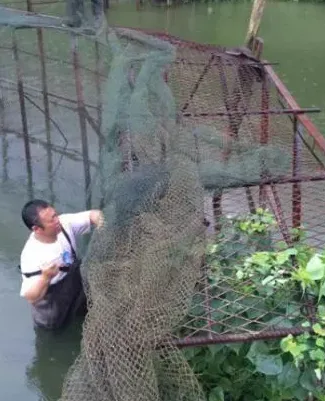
[19,199,104,330]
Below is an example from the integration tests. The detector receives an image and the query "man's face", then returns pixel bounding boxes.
[33,206,61,237]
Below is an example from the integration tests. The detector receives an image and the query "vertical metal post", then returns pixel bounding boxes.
[259,71,269,207]
[12,30,34,199]
[94,41,105,208]
[37,28,54,204]
[71,35,91,209]
[26,0,32,11]
[292,116,302,231]
[0,96,8,182]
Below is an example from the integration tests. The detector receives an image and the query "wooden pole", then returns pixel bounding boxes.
[245,0,267,48]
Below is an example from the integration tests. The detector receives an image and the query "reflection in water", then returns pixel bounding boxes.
[26,318,83,401]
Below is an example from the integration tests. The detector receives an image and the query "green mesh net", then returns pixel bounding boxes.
[1,4,311,401]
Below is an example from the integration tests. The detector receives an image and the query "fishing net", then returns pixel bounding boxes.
[2,3,322,401]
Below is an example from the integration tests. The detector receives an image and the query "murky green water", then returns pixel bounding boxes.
[1,1,325,400]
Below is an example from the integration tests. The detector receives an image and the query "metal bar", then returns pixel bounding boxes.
[94,42,103,134]
[203,173,325,191]
[31,0,64,4]
[268,184,292,245]
[170,326,309,348]
[0,79,99,111]
[0,45,107,79]
[265,64,325,154]
[292,117,302,230]
[182,108,321,118]
[259,70,269,207]
[12,31,33,199]
[94,41,105,208]
[84,108,104,141]
[181,54,215,113]
[217,56,239,140]
[212,192,222,233]
[4,127,97,168]
[159,69,168,163]
[37,27,54,204]
[71,35,91,209]
[0,97,8,182]
[277,93,325,169]
[218,57,257,212]
[23,95,68,147]
[174,59,279,67]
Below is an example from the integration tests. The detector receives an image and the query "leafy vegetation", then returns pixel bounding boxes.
[181,208,325,400]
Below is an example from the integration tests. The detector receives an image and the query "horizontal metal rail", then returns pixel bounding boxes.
[182,107,321,118]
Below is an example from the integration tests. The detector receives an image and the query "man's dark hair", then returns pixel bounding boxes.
[21,199,50,230]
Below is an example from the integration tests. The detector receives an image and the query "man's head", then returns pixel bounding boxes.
[21,199,61,238]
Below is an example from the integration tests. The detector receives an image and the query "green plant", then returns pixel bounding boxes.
[180,208,325,400]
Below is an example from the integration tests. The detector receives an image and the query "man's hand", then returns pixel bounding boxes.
[41,261,60,281]
[89,209,105,228]
[24,261,61,304]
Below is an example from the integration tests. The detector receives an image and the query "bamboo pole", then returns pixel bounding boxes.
[245,0,267,48]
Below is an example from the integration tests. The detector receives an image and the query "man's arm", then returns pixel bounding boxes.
[23,263,60,304]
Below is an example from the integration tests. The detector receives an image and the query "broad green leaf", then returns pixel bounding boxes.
[226,342,242,355]
[267,316,293,328]
[276,248,298,265]
[261,275,276,286]
[315,368,322,381]
[246,341,269,360]
[208,387,224,401]
[318,304,325,320]
[318,281,325,302]
[207,344,224,357]
[313,323,325,337]
[246,342,283,376]
[254,353,283,376]
[280,335,296,353]
[286,303,301,317]
[206,243,218,255]
[299,368,318,392]
[309,348,325,361]
[316,337,325,348]
[277,362,300,389]
[250,252,271,266]
[306,254,325,280]
[236,269,244,280]
[182,347,201,361]
[292,387,309,401]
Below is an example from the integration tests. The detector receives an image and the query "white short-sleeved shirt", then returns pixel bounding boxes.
[20,211,91,297]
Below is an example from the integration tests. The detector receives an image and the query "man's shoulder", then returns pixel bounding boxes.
[20,234,44,268]
[21,233,37,255]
